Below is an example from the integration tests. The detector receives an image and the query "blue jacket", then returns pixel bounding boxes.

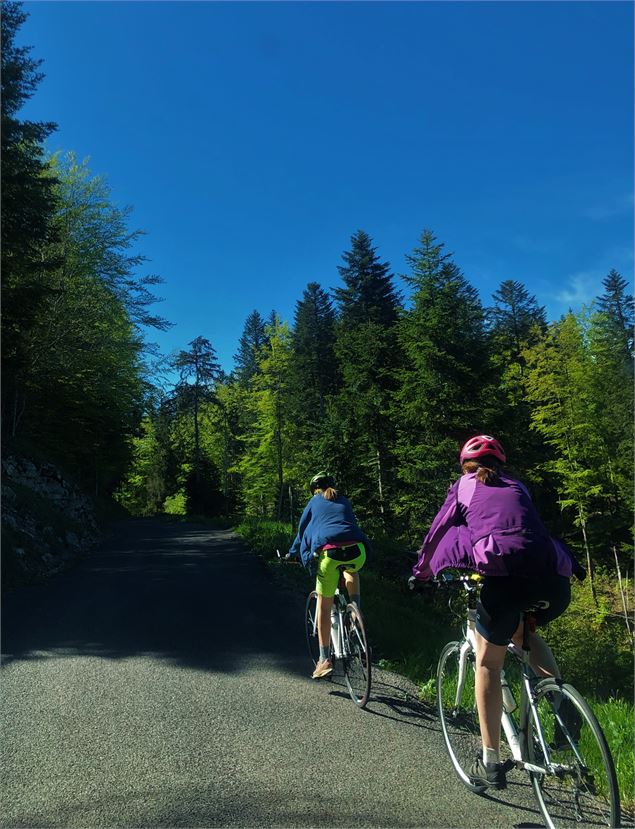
[289,494,371,568]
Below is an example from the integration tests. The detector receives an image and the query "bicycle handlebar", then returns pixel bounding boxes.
[408,570,482,593]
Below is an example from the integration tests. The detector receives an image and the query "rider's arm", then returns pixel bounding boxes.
[412,481,462,581]
[288,500,313,559]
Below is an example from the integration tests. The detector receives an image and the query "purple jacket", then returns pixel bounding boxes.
[412,473,585,581]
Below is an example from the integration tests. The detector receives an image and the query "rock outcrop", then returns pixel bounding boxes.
[2,456,100,588]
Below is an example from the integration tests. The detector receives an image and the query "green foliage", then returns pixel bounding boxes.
[13,153,162,494]
[233,310,268,387]
[1,1,59,416]
[394,230,487,535]
[162,490,187,515]
[236,319,298,519]
[234,517,295,560]
[327,231,402,527]
[114,417,166,516]
[524,309,633,573]
[543,572,634,700]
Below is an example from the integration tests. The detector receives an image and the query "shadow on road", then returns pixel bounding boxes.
[1,519,308,679]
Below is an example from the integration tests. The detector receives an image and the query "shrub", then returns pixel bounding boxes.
[163,490,187,516]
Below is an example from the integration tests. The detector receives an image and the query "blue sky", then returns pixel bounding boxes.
[20,1,634,373]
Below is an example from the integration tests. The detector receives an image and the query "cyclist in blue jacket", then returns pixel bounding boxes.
[289,472,370,679]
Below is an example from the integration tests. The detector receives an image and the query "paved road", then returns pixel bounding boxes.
[1,519,544,828]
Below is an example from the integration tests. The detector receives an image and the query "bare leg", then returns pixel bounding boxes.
[317,594,334,649]
[511,622,559,678]
[474,630,507,754]
[343,571,360,605]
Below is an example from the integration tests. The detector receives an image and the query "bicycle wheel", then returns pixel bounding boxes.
[437,640,487,793]
[527,679,621,829]
[305,591,320,667]
[342,603,371,708]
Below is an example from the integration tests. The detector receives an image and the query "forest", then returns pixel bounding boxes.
[2,3,633,637]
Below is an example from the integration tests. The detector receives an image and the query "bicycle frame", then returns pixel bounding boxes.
[330,589,350,659]
[452,578,573,777]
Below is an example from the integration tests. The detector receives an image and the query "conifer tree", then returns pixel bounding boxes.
[329,231,402,526]
[486,279,549,488]
[286,283,338,513]
[334,230,400,326]
[233,310,267,386]
[291,282,337,417]
[597,269,634,363]
[394,230,487,535]
[489,279,547,359]
[173,337,221,510]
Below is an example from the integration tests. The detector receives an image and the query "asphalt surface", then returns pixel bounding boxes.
[1,519,546,828]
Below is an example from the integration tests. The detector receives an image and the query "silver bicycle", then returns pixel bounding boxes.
[435,571,621,829]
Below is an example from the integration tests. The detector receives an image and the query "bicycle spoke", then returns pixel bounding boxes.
[342,605,371,707]
[528,681,620,829]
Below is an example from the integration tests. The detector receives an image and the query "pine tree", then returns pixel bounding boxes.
[334,230,400,326]
[233,310,267,386]
[589,280,634,552]
[173,336,221,509]
[489,279,547,360]
[291,282,337,416]
[485,279,549,492]
[597,269,634,363]
[329,231,402,526]
[394,230,487,536]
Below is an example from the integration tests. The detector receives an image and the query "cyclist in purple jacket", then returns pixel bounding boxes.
[411,435,585,789]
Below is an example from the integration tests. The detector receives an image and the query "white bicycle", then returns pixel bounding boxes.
[304,565,371,708]
[435,571,621,829]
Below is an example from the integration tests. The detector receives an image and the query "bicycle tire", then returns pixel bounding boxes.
[527,679,621,829]
[437,640,487,793]
[304,591,320,667]
[342,603,371,708]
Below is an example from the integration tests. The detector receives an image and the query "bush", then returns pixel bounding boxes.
[163,490,187,515]
[544,572,633,701]
[235,518,294,560]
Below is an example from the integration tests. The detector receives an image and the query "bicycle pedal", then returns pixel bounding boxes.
[501,759,515,774]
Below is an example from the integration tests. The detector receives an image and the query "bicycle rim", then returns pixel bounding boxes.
[304,591,320,667]
[436,640,486,793]
[342,604,371,708]
[527,680,621,829]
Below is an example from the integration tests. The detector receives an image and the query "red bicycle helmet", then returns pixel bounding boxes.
[459,435,506,465]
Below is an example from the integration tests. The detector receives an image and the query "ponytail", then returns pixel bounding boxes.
[461,457,501,486]
[315,486,338,501]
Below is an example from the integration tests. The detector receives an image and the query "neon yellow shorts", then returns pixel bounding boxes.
[315,543,366,598]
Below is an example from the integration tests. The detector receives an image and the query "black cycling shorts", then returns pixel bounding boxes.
[475,574,571,646]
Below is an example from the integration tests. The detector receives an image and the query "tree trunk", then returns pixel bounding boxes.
[376,447,385,515]
[193,386,200,484]
[578,513,596,604]
[613,545,632,636]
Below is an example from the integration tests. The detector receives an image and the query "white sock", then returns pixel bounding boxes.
[483,746,499,768]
